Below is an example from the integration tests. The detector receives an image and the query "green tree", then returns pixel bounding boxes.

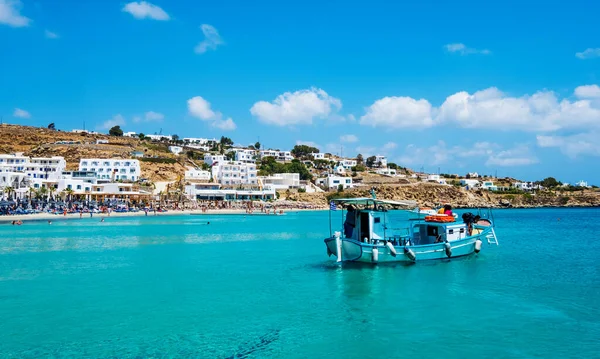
[352,164,366,172]
[138,133,145,140]
[541,177,560,188]
[388,163,399,170]
[219,136,234,154]
[172,134,180,142]
[356,153,364,164]
[225,151,236,161]
[284,159,313,181]
[254,141,261,150]
[109,126,123,136]
[366,156,376,168]
[291,145,319,159]
[47,123,56,130]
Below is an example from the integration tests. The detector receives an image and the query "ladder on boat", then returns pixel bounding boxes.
[486,227,499,245]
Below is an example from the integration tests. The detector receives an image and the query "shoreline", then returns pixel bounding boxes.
[0,207,328,223]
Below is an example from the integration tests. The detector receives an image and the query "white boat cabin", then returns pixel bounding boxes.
[410,222,469,245]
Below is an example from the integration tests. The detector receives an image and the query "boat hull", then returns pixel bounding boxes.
[324,235,481,264]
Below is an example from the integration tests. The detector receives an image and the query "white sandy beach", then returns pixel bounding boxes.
[0,207,327,223]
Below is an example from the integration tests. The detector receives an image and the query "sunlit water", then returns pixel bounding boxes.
[0,209,599,358]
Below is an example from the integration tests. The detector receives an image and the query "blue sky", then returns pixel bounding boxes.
[2,0,600,184]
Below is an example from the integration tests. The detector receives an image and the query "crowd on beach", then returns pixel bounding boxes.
[1,197,326,221]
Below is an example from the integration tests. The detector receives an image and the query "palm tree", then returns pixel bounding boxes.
[3,186,14,200]
[37,186,48,200]
[64,188,75,202]
[48,186,57,201]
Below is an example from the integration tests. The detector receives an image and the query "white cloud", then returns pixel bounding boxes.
[383,142,397,150]
[122,1,169,20]
[100,114,126,130]
[574,85,600,99]
[296,140,321,150]
[213,118,236,131]
[395,141,536,168]
[187,95,236,130]
[444,43,491,55]
[436,87,600,132]
[132,111,164,123]
[575,48,600,60]
[340,134,358,143]
[537,133,600,158]
[484,145,538,167]
[13,108,30,118]
[397,141,451,167]
[250,87,342,126]
[144,111,164,121]
[44,29,59,39]
[360,96,433,129]
[194,24,224,54]
[188,96,216,120]
[0,0,30,27]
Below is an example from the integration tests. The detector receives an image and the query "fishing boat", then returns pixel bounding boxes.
[324,190,499,264]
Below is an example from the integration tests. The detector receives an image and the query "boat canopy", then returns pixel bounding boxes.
[332,197,417,209]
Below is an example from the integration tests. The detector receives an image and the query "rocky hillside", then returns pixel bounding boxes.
[296,182,600,208]
[0,124,186,182]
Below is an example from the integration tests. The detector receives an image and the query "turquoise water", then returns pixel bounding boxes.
[0,209,599,358]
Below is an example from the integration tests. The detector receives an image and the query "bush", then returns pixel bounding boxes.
[297,188,306,193]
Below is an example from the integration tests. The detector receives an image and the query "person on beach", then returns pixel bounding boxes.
[444,204,453,216]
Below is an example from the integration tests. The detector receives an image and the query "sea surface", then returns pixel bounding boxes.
[0,208,599,358]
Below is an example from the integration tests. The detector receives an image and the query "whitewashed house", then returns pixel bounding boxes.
[185,168,211,181]
[316,175,353,190]
[258,173,300,190]
[341,159,357,170]
[79,159,141,181]
[169,146,183,155]
[211,161,258,185]
[204,154,225,166]
[375,155,387,168]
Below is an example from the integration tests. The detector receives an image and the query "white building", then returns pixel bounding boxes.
[316,175,353,190]
[311,153,327,160]
[460,179,480,189]
[169,146,183,155]
[259,149,278,159]
[258,173,300,190]
[575,180,590,188]
[204,154,225,166]
[79,158,142,181]
[375,155,387,168]
[25,157,67,181]
[277,151,294,162]
[211,161,258,185]
[123,131,137,138]
[514,182,534,191]
[481,181,498,191]
[185,168,211,181]
[376,168,397,176]
[467,172,480,178]
[341,159,357,170]
[185,183,275,201]
[146,134,172,141]
[232,149,256,163]
[96,139,109,144]
[0,154,29,173]
[71,129,100,135]
[334,165,346,175]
